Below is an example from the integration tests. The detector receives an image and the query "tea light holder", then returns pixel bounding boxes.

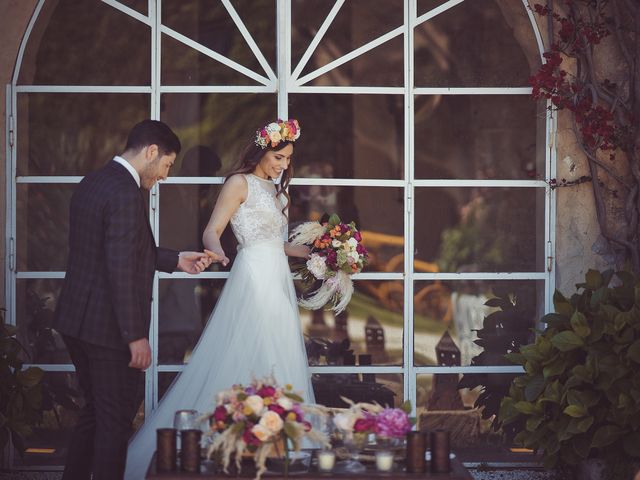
[156,428,177,472]
[317,450,336,472]
[180,429,202,473]
[430,429,451,473]
[375,450,394,472]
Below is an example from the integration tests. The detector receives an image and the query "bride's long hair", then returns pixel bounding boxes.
[225,140,294,215]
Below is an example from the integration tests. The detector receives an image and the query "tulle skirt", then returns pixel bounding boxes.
[124,239,314,479]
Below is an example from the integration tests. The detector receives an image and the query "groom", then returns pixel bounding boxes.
[54,120,224,480]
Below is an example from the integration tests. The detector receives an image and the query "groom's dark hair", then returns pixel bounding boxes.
[124,119,181,156]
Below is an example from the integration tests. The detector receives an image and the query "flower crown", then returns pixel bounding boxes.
[255,119,301,149]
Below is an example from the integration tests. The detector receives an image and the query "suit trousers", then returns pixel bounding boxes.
[62,335,143,480]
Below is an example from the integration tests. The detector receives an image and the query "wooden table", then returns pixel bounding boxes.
[145,452,474,479]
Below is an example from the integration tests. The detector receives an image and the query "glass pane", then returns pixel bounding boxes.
[158,279,226,364]
[16,184,75,272]
[414,96,546,180]
[159,372,179,402]
[417,0,453,16]
[413,280,542,367]
[300,34,404,87]
[119,0,148,15]
[289,186,404,273]
[413,187,546,272]
[414,0,541,87]
[16,279,71,364]
[230,0,276,72]
[301,280,403,366]
[18,0,150,85]
[291,0,336,69]
[313,373,403,408]
[288,94,404,179]
[298,0,404,80]
[416,373,528,462]
[17,93,150,176]
[160,93,276,176]
[158,184,238,268]
[14,372,83,467]
[161,34,262,86]
[162,0,267,82]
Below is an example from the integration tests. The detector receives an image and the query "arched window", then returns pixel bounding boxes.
[6,0,552,467]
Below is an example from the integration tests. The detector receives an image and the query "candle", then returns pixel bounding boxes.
[317,450,336,472]
[180,429,202,473]
[375,450,394,472]
[156,428,177,472]
[430,429,451,473]
[405,431,427,473]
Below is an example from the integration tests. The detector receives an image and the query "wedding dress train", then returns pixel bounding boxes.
[124,174,314,479]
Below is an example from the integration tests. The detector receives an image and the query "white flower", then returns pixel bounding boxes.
[246,395,264,415]
[260,410,284,433]
[266,122,280,133]
[306,254,328,280]
[333,412,356,431]
[252,424,273,442]
[277,396,293,411]
[348,251,360,262]
[347,237,358,248]
[269,131,282,143]
[332,239,342,248]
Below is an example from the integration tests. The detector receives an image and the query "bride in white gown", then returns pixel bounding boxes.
[125,120,313,479]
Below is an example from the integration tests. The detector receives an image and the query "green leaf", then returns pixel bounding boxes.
[284,392,304,402]
[627,339,640,363]
[570,312,591,338]
[400,400,412,414]
[591,425,625,448]
[504,352,526,365]
[283,422,298,439]
[524,375,546,402]
[585,269,603,290]
[543,357,566,379]
[514,401,536,415]
[526,416,543,432]
[553,291,574,317]
[590,286,609,309]
[541,381,561,403]
[571,434,591,460]
[327,214,341,227]
[563,405,587,418]
[551,331,584,351]
[16,367,43,388]
[573,416,594,434]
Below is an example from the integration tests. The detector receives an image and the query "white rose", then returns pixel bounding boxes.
[246,395,264,415]
[306,254,327,280]
[332,239,342,248]
[277,396,293,411]
[348,251,360,262]
[266,122,280,133]
[347,237,358,248]
[333,412,356,432]
[252,424,273,442]
[260,410,284,433]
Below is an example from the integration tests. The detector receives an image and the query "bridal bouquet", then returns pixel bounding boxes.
[289,214,369,314]
[205,375,328,480]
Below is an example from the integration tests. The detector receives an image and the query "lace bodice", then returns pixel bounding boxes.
[230,174,287,247]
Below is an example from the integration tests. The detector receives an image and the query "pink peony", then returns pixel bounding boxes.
[213,405,228,422]
[257,386,276,398]
[375,408,411,438]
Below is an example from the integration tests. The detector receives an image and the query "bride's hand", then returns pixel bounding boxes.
[205,248,230,267]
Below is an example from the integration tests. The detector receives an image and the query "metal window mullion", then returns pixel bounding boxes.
[277,0,290,117]
[100,0,151,26]
[160,86,275,93]
[546,106,558,316]
[16,272,65,279]
[11,0,44,86]
[413,272,548,281]
[414,366,524,375]
[6,84,16,329]
[414,87,532,95]
[289,86,404,94]
[404,0,416,416]
[412,179,547,188]
[16,176,82,183]
[15,86,152,93]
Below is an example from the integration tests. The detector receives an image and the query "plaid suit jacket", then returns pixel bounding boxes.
[54,161,178,350]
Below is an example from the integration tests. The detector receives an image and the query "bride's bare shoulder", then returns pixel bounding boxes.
[222,174,248,201]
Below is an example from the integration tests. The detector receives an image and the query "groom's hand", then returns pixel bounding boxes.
[177,251,216,273]
[128,338,152,370]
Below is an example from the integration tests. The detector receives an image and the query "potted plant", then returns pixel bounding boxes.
[498,269,640,479]
[0,309,44,462]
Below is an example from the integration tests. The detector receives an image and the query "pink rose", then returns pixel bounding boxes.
[257,386,276,398]
[213,405,227,422]
[353,231,362,242]
[353,416,377,433]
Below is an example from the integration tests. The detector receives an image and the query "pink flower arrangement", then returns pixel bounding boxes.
[204,375,328,480]
[333,398,414,439]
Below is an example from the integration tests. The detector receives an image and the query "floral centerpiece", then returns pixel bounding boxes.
[290,214,369,314]
[204,375,328,480]
[333,397,414,440]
